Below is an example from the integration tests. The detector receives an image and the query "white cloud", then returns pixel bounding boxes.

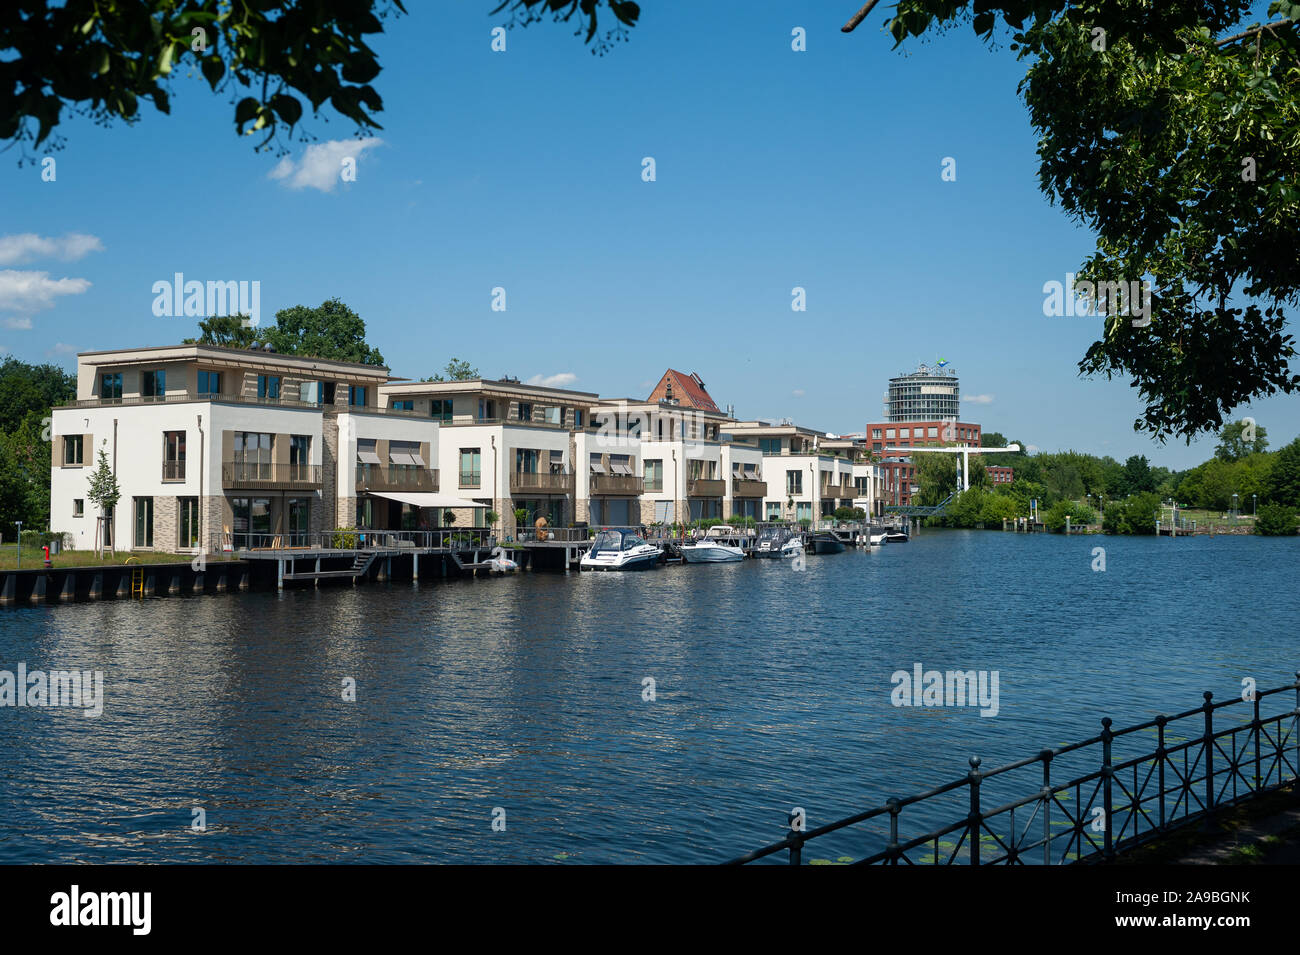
[49,342,77,355]
[268,138,383,193]
[0,270,92,315]
[964,394,995,404]
[792,389,805,397]
[1027,444,1041,453]
[2,316,32,330]
[526,372,578,388]
[0,232,104,266]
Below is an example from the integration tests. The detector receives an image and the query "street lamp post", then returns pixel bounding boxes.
[1253,493,1257,518]
[1232,492,1239,520]
[13,520,21,569]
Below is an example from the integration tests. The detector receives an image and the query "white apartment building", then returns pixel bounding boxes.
[50,344,399,555]
[722,421,864,524]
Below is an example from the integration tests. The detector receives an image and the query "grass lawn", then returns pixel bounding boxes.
[1166,507,1256,531]
[0,548,232,571]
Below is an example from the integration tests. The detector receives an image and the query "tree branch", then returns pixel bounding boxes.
[1215,17,1295,47]
[842,0,881,33]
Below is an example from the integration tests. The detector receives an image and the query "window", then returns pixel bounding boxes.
[574,409,584,428]
[142,370,166,399]
[322,382,337,405]
[62,434,84,465]
[766,502,782,520]
[290,435,311,479]
[543,406,562,425]
[478,399,497,420]
[287,498,310,545]
[797,502,812,523]
[430,399,453,422]
[134,497,154,547]
[349,385,368,407]
[885,429,896,439]
[257,375,280,400]
[73,499,84,518]
[643,459,663,491]
[298,380,317,404]
[100,372,123,401]
[232,432,273,479]
[516,448,540,474]
[928,427,938,438]
[517,402,533,422]
[230,497,271,547]
[759,438,782,455]
[459,448,481,487]
[179,497,199,548]
[390,399,414,411]
[355,498,374,528]
[786,470,803,495]
[871,429,882,439]
[900,428,910,439]
[163,431,186,480]
[198,371,222,397]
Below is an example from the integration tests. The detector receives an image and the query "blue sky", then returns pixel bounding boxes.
[2,0,1295,469]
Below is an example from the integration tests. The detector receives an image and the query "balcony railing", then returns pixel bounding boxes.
[458,471,482,489]
[687,478,726,498]
[731,478,767,498]
[356,467,440,493]
[162,460,186,482]
[821,481,854,499]
[510,470,575,495]
[590,473,644,495]
[222,461,323,490]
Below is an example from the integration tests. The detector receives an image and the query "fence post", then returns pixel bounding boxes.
[787,810,803,867]
[1203,691,1215,813]
[1294,672,1300,783]
[968,756,982,866]
[1040,750,1053,865]
[1156,715,1167,832]
[886,797,901,865]
[1101,717,1114,860]
[1254,686,1262,791]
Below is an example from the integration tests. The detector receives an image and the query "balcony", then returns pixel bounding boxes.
[731,478,767,498]
[821,481,854,499]
[590,473,644,495]
[510,470,575,495]
[222,461,323,491]
[356,467,439,493]
[687,478,726,498]
[162,461,186,482]
[458,471,482,489]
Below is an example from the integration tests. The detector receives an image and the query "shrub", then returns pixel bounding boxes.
[331,527,358,548]
[1255,503,1299,536]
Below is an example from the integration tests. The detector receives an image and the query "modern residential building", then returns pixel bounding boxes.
[722,421,858,524]
[50,343,398,555]
[377,376,599,538]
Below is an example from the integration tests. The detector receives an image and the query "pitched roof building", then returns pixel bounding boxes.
[647,369,721,414]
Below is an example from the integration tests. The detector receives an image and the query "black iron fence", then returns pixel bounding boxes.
[726,675,1300,865]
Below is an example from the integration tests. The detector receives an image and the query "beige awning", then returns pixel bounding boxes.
[357,450,382,464]
[367,491,487,508]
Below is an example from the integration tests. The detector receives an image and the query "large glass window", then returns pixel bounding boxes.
[233,432,273,479]
[430,399,453,422]
[759,438,781,455]
[298,380,317,404]
[198,371,222,396]
[163,431,186,480]
[515,448,540,474]
[100,372,122,401]
[459,448,481,487]
[134,497,154,547]
[179,497,199,548]
[289,435,311,479]
[517,402,532,422]
[786,470,803,495]
[230,497,271,547]
[574,409,584,428]
[349,385,368,407]
[288,498,310,545]
[643,459,663,491]
[390,399,414,411]
[142,370,166,399]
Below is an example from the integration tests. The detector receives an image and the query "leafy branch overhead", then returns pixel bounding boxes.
[852,0,1300,441]
[1,0,406,153]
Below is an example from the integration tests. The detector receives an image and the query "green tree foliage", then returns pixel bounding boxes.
[1042,498,1097,532]
[493,0,641,53]
[1255,502,1299,535]
[421,359,480,382]
[182,314,258,349]
[184,299,385,365]
[1263,437,1300,507]
[0,356,76,529]
[1102,491,1162,535]
[84,449,121,555]
[874,1,1300,440]
[1,1,410,154]
[263,299,385,365]
[912,447,961,505]
[1215,418,1269,461]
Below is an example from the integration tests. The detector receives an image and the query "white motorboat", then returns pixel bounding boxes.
[755,527,802,558]
[580,529,662,571]
[680,538,745,563]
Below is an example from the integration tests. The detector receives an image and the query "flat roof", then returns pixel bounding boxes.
[76,343,392,376]
[379,378,599,400]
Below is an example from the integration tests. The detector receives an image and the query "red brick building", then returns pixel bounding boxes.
[867,420,983,506]
[987,465,1015,485]
[647,369,721,413]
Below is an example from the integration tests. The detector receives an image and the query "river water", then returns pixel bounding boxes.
[1,531,1296,863]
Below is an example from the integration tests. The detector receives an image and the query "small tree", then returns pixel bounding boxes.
[484,510,500,534]
[1255,503,1298,536]
[85,449,120,557]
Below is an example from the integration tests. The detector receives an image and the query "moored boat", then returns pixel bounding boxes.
[680,538,745,563]
[811,532,846,554]
[579,529,662,571]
